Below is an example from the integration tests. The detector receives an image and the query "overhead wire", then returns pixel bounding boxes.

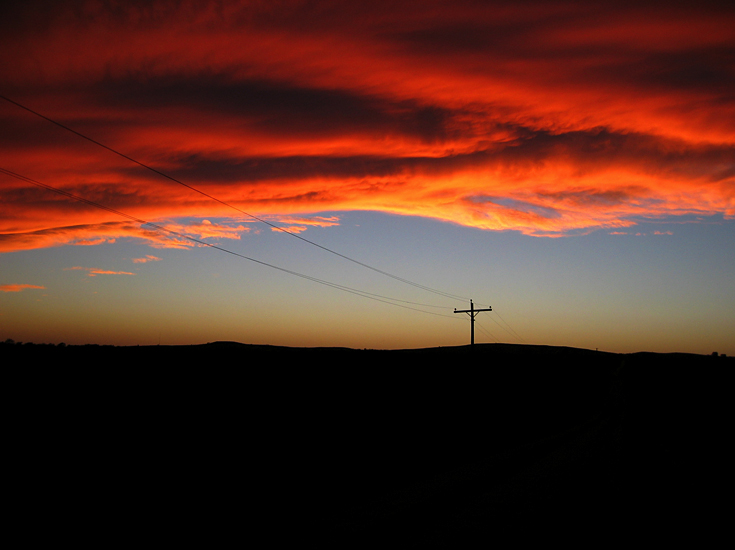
[493,310,526,342]
[474,319,497,343]
[0,166,462,319]
[1,93,528,340]
[470,299,526,343]
[0,93,469,303]
[481,309,525,343]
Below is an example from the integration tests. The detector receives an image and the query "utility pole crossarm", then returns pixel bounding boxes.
[454,307,493,314]
[454,299,492,347]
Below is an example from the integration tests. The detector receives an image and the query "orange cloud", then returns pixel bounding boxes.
[0,1,733,250]
[165,219,250,240]
[0,221,180,253]
[274,216,340,228]
[268,215,341,233]
[132,255,162,264]
[0,216,255,252]
[0,284,46,292]
[65,267,136,277]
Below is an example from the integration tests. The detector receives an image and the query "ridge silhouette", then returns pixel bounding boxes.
[5,342,730,544]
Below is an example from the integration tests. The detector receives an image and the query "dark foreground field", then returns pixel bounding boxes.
[4,342,732,544]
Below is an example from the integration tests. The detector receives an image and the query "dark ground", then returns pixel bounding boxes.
[4,342,732,544]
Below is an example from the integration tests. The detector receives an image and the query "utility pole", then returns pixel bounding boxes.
[454,299,492,348]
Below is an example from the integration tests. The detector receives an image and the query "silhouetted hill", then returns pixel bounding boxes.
[4,342,731,544]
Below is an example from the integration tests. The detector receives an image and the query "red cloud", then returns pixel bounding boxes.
[1,1,733,249]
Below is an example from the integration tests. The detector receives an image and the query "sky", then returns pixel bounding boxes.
[1,0,734,354]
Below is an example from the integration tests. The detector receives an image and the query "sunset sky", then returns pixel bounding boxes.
[1,0,733,353]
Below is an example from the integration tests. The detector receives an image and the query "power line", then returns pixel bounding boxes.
[474,318,498,343]
[470,299,526,343]
[1,94,528,338]
[478,308,525,343]
[0,166,461,319]
[493,310,526,343]
[0,93,469,303]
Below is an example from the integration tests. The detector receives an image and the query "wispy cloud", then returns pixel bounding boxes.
[0,284,46,292]
[268,215,341,233]
[0,218,253,252]
[65,267,136,277]
[164,219,250,240]
[132,255,162,264]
